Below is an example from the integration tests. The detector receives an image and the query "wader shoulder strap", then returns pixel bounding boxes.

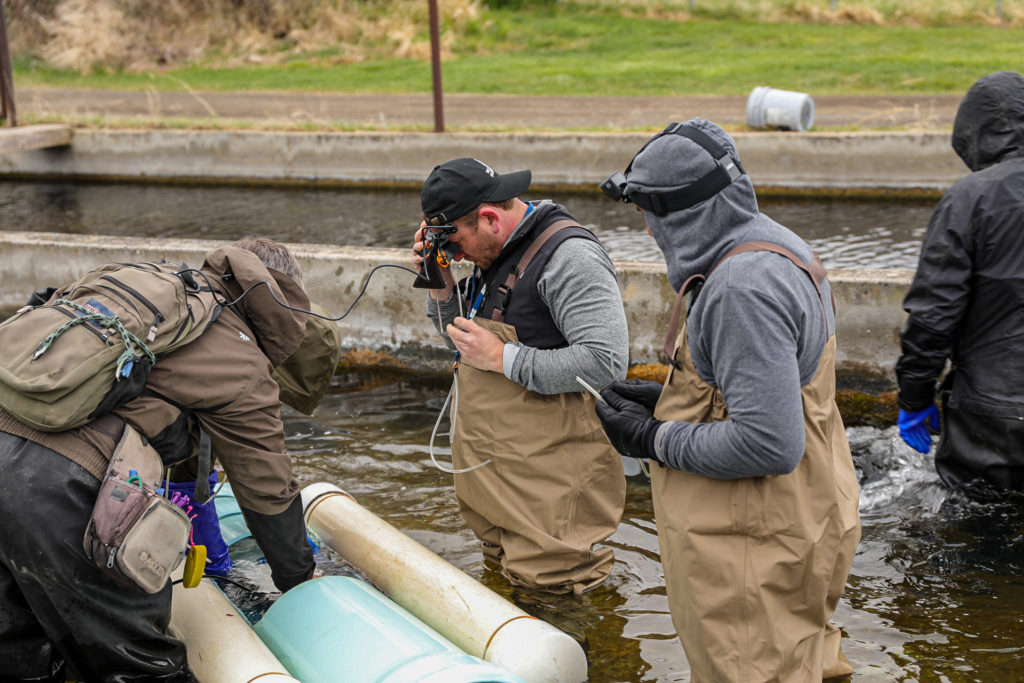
[663,273,706,364]
[661,242,833,364]
[717,241,833,333]
[492,219,581,323]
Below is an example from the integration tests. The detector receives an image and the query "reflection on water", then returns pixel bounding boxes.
[0,181,936,269]
[277,371,1024,682]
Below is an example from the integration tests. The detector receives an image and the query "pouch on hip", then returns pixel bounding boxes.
[83,425,191,594]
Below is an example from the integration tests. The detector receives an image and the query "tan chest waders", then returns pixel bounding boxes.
[652,243,860,681]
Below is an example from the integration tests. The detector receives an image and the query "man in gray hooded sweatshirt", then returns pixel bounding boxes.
[594,119,861,681]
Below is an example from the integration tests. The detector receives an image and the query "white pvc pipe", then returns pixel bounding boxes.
[170,573,299,683]
[301,482,588,683]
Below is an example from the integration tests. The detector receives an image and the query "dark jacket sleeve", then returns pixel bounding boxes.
[240,495,315,593]
[896,189,975,410]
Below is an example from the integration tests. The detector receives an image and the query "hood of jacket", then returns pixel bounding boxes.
[623,118,774,291]
[952,71,1024,172]
[202,245,310,366]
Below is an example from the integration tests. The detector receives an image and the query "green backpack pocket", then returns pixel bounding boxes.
[0,261,221,431]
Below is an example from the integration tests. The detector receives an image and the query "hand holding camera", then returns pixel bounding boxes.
[412,223,459,291]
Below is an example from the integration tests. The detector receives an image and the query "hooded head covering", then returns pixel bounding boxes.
[952,71,1024,172]
[201,246,310,366]
[624,118,764,291]
[272,302,341,415]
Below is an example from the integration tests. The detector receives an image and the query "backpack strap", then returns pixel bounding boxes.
[492,219,580,323]
[141,388,229,504]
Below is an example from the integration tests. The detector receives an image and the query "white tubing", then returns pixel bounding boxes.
[301,482,588,683]
[170,573,299,683]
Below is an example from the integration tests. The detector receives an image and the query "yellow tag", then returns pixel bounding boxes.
[182,545,207,588]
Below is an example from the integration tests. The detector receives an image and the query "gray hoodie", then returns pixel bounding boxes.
[427,200,629,395]
[626,118,836,478]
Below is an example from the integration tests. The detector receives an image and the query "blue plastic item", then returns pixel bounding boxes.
[214,483,524,683]
[165,471,232,575]
[255,577,525,683]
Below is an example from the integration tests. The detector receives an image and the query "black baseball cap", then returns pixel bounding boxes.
[421,158,532,225]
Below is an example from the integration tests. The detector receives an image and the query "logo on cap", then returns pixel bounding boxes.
[473,159,495,178]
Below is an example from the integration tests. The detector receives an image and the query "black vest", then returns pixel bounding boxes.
[470,203,600,350]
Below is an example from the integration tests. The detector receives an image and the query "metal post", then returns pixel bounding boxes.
[0,0,16,126]
[996,0,1003,20]
[428,0,445,133]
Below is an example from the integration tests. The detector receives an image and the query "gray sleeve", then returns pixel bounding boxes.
[425,289,461,351]
[508,238,629,395]
[654,257,828,478]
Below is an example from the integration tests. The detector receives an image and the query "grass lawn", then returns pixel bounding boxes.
[12,9,1023,97]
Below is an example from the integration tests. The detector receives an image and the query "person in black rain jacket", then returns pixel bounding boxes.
[896,71,1024,492]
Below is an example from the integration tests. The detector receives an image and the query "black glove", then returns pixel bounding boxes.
[604,379,663,411]
[596,386,663,461]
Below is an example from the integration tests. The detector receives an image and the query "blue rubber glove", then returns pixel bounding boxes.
[898,404,940,453]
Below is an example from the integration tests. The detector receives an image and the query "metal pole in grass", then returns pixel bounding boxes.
[996,0,1003,20]
[428,0,445,133]
[0,0,16,126]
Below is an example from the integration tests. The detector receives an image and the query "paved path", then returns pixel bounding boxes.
[16,88,962,131]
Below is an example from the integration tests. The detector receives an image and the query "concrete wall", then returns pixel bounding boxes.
[0,232,910,386]
[1,128,939,388]
[0,129,964,193]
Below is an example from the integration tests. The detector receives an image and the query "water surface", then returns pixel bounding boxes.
[13,178,1014,679]
[271,371,1024,682]
[0,181,935,269]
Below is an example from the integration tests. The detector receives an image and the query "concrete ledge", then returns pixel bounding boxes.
[0,232,909,385]
[0,124,73,154]
[0,128,963,193]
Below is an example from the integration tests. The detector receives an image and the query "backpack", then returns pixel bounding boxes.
[0,260,222,432]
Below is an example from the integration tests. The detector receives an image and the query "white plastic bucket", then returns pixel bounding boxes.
[746,86,815,132]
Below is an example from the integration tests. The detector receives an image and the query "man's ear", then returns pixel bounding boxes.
[478,206,501,232]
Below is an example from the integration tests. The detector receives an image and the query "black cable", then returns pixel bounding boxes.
[207,574,269,594]
[171,574,271,597]
[177,263,422,322]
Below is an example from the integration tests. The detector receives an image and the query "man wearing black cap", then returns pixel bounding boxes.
[413,157,628,595]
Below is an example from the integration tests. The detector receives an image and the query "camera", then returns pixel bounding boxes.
[423,224,460,263]
[414,223,459,290]
[600,171,628,202]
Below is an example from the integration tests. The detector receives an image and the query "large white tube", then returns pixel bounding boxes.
[301,482,588,683]
[170,574,299,683]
